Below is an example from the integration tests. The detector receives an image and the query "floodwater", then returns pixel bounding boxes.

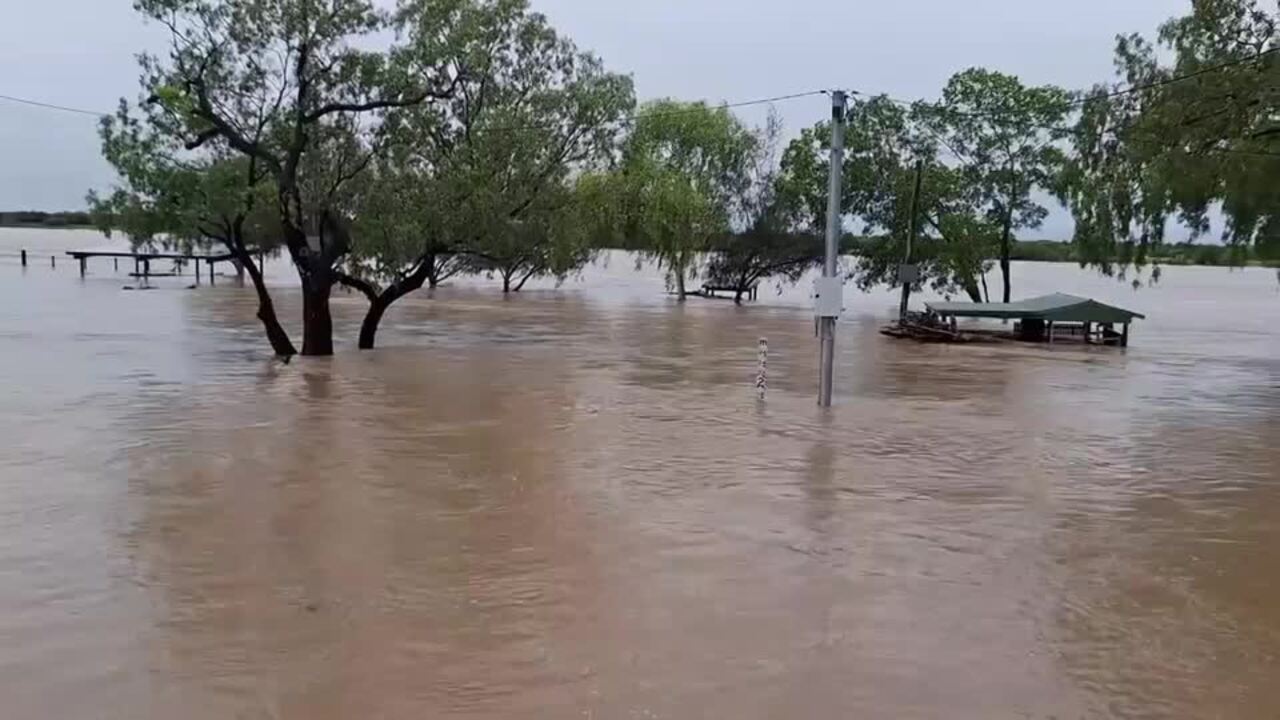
[2,228,1279,719]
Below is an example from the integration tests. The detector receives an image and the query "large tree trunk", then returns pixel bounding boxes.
[229,240,296,358]
[502,271,513,294]
[674,259,687,301]
[347,258,434,350]
[358,296,390,350]
[301,273,334,356]
[959,273,983,303]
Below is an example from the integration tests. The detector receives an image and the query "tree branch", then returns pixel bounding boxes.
[302,73,463,123]
[333,270,381,302]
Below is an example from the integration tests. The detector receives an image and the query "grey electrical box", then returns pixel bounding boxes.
[813,276,845,318]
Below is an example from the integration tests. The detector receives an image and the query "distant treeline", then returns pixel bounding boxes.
[9,211,1273,269]
[842,237,1277,268]
[0,210,94,228]
[1004,239,1277,267]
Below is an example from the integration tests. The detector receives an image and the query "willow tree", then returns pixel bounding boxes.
[124,0,465,356]
[338,0,634,347]
[617,100,756,300]
[1061,0,1279,276]
[919,70,1071,302]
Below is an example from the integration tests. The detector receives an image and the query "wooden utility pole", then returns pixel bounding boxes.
[899,160,925,322]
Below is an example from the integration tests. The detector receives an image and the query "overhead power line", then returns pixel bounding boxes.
[849,47,1278,119]
[1077,47,1278,106]
[0,88,825,128]
[0,93,109,118]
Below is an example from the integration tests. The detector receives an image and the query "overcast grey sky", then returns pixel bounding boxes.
[0,0,1189,237]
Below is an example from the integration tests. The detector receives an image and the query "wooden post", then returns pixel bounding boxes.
[209,260,216,286]
[134,257,140,275]
[79,256,86,277]
[143,258,150,278]
[20,250,27,267]
[51,255,56,268]
[194,259,201,284]
[1083,321,1092,344]
[1048,320,1055,345]
[113,257,118,272]
[1121,323,1130,348]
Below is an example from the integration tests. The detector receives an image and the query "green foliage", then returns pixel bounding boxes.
[90,101,280,255]
[703,226,822,302]
[125,0,469,354]
[610,100,759,298]
[348,0,634,298]
[919,69,1071,301]
[467,177,603,292]
[703,111,822,301]
[1060,0,1279,276]
[776,95,996,302]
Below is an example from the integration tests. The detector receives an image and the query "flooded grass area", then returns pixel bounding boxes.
[2,230,1279,718]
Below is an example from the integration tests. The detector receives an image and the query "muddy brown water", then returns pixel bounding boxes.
[2,229,1279,718]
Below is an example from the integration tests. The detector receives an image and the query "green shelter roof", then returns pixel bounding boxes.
[926,294,1145,324]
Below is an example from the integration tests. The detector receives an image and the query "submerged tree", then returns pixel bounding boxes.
[615,100,757,300]
[777,95,995,304]
[124,0,465,356]
[337,0,633,347]
[919,69,1071,303]
[90,105,297,356]
[1060,0,1279,277]
[703,112,822,304]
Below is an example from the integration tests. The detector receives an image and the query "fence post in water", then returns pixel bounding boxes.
[113,257,118,272]
[208,260,216,286]
[20,249,27,267]
[79,256,86,277]
[756,338,769,400]
[51,255,56,269]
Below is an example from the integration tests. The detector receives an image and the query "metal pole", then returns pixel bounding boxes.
[818,91,847,408]
[20,249,27,267]
[899,160,925,322]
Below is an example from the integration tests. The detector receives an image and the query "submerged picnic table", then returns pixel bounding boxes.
[65,250,241,284]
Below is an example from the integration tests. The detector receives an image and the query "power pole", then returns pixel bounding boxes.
[899,159,925,322]
[817,91,847,408]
